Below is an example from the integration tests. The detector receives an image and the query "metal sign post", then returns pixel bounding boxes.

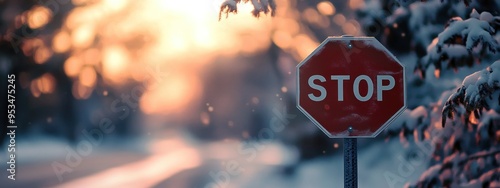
[344,138,357,188]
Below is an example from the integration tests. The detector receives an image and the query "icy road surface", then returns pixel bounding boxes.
[0,131,427,188]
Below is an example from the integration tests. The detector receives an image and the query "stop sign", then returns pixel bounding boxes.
[296,36,406,138]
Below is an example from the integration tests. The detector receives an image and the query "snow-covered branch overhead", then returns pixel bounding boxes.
[417,9,500,78]
[442,60,500,127]
[219,0,276,20]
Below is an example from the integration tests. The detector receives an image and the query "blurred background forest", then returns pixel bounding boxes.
[0,0,500,187]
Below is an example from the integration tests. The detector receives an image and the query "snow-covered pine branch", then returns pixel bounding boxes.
[405,61,500,187]
[219,0,276,20]
[460,167,500,187]
[407,149,500,187]
[359,0,467,56]
[386,106,431,143]
[417,9,500,78]
[442,59,500,127]
[396,0,473,7]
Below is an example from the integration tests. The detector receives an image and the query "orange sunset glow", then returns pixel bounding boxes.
[16,0,361,116]
[55,0,275,114]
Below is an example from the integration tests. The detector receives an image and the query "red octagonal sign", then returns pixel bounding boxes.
[297,36,406,138]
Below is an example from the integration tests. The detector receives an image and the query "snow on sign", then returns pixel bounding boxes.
[296,36,407,138]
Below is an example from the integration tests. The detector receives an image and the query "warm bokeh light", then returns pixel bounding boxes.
[83,48,101,66]
[30,73,56,97]
[19,0,346,116]
[21,38,42,56]
[281,86,288,93]
[268,0,333,64]
[56,0,279,115]
[200,112,210,126]
[272,30,293,48]
[140,72,202,115]
[20,0,342,116]
[293,34,319,60]
[72,82,93,99]
[71,0,91,6]
[102,46,128,84]
[71,24,95,49]
[64,56,83,78]
[21,37,53,64]
[79,66,97,87]
[21,38,53,64]
[434,69,441,79]
[52,30,72,53]
[27,6,52,29]
[349,0,365,9]
[342,20,360,35]
[303,8,330,28]
[317,1,336,16]
[333,14,346,25]
[33,45,52,64]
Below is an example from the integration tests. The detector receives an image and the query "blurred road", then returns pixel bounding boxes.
[1,130,427,188]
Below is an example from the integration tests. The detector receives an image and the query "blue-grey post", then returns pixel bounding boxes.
[344,137,357,188]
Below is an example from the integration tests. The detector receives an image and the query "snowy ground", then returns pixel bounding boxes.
[220,138,429,188]
[0,130,428,188]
